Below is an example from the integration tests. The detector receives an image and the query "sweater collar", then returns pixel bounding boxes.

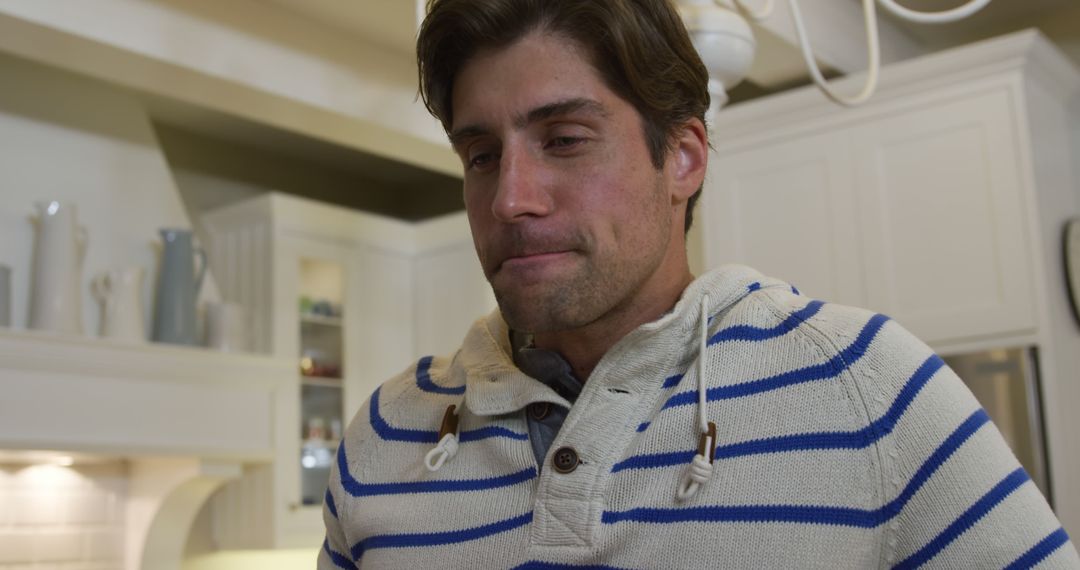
[460,264,772,416]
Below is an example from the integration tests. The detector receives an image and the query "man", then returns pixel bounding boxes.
[321,0,1078,568]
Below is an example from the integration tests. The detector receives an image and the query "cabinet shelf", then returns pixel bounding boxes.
[301,439,341,453]
[300,314,343,327]
[301,375,343,388]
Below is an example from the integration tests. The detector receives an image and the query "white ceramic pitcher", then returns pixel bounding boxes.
[28,201,87,334]
[92,267,145,342]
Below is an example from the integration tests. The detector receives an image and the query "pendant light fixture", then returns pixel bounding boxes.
[681,0,994,111]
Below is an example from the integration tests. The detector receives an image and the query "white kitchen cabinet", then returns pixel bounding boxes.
[200,193,493,548]
[705,35,1055,347]
[703,30,1080,533]
[849,89,1035,343]
[707,130,864,307]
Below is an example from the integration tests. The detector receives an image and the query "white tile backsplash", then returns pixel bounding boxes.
[0,462,126,570]
[33,531,83,561]
[13,490,66,526]
[67,493,110,525]
[0,531,34,563]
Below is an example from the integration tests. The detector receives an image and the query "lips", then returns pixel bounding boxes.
[483,230,583,276]
[500,250,574,269]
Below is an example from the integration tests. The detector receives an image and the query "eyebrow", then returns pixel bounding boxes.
[449,97,609,148]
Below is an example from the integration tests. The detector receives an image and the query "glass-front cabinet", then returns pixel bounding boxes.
[297,257,345,507]
[276,236,360,541]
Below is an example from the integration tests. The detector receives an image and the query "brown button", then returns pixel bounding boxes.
[552,446,579,474]
[528,402,551,421]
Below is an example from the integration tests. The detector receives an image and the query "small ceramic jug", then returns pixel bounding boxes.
[152,229,206,346]
[92,267,146,342]
[28,201,88,334]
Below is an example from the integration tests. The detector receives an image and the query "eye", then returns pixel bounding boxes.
[467,149,499,171]
[546,136,582,150]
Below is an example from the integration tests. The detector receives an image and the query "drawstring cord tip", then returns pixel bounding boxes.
[425,405,460,472]
[677,421,716,501]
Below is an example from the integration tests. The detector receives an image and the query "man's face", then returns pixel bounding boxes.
[450,32,688,335]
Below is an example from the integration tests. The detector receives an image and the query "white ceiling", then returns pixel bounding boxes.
[261,0,1080,86]
[263,0,421,55]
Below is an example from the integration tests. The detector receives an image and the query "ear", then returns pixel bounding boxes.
[667,117,708,205]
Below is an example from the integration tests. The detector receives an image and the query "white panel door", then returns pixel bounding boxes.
[704,131,864,306]
[851,89,1035,344]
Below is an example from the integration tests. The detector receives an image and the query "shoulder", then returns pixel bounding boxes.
[744,284,936,373]
[343,353,464,452]
[715,282,956,443]
[329,353,463,510]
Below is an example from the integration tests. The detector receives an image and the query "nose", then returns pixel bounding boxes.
[491,147,553,223]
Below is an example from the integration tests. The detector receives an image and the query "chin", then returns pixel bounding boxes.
[494,290,584,334]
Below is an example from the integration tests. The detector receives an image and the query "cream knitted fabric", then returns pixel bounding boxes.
[320,265,1078,569]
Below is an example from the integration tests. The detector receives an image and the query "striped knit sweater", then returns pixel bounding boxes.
[320,265,1078,569]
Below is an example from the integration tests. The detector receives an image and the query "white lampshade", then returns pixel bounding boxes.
[679,1,756,110]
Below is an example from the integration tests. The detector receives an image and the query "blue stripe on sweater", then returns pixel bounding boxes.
[512,563,634,570]
[351,511,533,560]
[662,374,684,389]
[604,409,991,529]
[323,539,357,570]
[326,488,338,518]
[637,305,824,436]
[707,300,824,345]
[369,387,439,443]
[893,467,1031,569]
[337,441,535,497]
[1004,528,1071,570]
[369,387,528,443]
[636,374,689,433]
[612,354,944,473]
[415,356,465,395]
[459,426,530,442]
[602,503,884,527]
[878,409,990,520]
[662,313,889,410]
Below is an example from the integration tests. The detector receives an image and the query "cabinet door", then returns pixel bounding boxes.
[703,131,864,306]
[277,235,354,544]
[850,89,1035,344]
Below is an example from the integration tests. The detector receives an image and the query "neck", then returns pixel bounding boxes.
[532,265,694,381]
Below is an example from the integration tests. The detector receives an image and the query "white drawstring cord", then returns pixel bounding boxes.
[425,433,459,471]
[425,405,460,472]
[677,294,717,501]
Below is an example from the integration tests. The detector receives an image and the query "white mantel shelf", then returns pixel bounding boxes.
[0,326,293,461]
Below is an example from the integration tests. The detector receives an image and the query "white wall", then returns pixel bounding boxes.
[0,51,216,338]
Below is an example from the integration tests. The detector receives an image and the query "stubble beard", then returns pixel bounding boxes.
[486,180,672,336]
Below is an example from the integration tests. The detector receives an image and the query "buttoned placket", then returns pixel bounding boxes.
[459,310,693,551]
[525,345,679,551]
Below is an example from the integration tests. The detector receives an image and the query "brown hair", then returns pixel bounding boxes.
[416,0,710,232]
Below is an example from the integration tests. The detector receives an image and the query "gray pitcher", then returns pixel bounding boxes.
[152,228,206,346]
